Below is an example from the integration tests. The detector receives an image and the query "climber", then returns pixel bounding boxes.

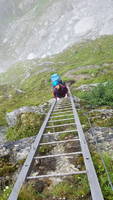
[51,73,68,100]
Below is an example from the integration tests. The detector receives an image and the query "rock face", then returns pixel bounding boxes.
[87,127,113,155]
[0,126,7,144]
[1,0,113,71]
[0,136,35,161]
[76,82,107,91]
[6,104,48,127]
[0,136,36,188]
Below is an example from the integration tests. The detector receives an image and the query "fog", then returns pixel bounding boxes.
[0,0,113,72]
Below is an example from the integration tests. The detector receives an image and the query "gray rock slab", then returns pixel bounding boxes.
[87,127,113,154]
[0,136,36,161]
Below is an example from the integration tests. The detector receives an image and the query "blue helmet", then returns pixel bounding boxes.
[52,80,59,87]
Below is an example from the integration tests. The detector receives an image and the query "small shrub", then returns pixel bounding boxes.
[82,81,113,106]
[18,183,46,200]
[50,175,90,199]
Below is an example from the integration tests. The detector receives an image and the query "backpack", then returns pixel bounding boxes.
[51,74,61,87]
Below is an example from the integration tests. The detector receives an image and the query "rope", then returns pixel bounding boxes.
[84,112,113,190]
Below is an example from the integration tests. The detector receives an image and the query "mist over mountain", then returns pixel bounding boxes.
[1,0,113,72]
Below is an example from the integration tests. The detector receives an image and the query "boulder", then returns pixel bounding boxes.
[0,136,35,162]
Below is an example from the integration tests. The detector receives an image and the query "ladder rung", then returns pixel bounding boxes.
[49,118,74,123]
[54,108,72,112]
[56,102,71,106]
[50,114,74,119]
[52,109,72,114]
[47,123,75,128]
[27,171,87,179]
[40,138,79,146]
[44,129,77,136]
[55,106,72,109]
[52,111,72,115]
[55,104,71,107]
[34,152,82,159]
[52,108,72,114]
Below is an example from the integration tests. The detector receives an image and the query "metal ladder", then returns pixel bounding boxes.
[8,87,104,200]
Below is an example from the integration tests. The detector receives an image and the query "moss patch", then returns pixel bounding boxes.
[0,157,17,177]
[49,176,90,200]
[18,183,46,200]
[6,112,45,141]
[0,156,25,177]
[39,145,53,155]
[0,186,12,200]
[89,114,113,127]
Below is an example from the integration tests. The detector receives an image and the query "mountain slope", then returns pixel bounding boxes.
[1,0,113,71]
[1,35,113,126]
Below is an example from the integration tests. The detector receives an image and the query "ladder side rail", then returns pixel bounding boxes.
[68,87,104,200]
[8,99,56,200]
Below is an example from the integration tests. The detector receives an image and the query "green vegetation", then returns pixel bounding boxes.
[92,152,113,199]
[0,186,12,200]
[0,71,52,110]
[49,35,113,79]
[0,85,13,125]
[6,112,44,141]
[0,71,51,126]
[1,35,113,199]
[1,35,113,126]
[17,175,90,200]
[87,108,113,127]
[78,109,90,130]
[0,158,25,200]
[0,157,25,177]
[79,81,113,107]
[1,152,113,200]
[58,131,76,140]
[39,145,53,155]
[0,111,7,126]
[0,163,17,177]
[50,175,89,199]
[8,152,111,200]
[18,183,46,200]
